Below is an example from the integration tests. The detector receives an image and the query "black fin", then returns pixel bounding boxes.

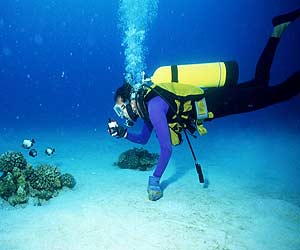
[272,9,300,26]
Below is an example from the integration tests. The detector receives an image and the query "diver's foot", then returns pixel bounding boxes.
[148,188,163,201]
[272,9,300,38]
[147,176,163,201]
[272,23,290,38]
[272,9,300,27]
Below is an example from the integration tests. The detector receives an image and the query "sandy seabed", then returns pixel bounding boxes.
[0,117,300,250]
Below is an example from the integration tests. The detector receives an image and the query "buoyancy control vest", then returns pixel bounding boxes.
[135,82,214,146]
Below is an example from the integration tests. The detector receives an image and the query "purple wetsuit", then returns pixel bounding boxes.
[126,96,172,178]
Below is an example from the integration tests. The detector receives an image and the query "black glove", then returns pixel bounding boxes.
[108,119,127,138]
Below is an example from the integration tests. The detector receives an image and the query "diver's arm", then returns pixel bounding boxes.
[147,96,172,178]
[126,121,153,144]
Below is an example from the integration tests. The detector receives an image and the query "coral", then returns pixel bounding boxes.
[22,164,34,180]
[0,152,27,173]
[16,175,26,188]
[115,147,159,171]
[0,151,76,206]
[29,164,61,196]
[60,173,76,189]
[0,173,17,199]
[8,186,28,206]
[29,187,59,201]
[12,167,22,179]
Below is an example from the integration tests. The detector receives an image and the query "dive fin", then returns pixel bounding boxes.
[272,8,300,26]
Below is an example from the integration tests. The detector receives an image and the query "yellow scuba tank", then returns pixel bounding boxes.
[150,61,239,88]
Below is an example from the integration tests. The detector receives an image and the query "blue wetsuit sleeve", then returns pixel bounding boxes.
[126,121,153,145]
[147,96,172,178]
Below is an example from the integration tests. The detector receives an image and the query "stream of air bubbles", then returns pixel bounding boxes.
[119,0,159,88]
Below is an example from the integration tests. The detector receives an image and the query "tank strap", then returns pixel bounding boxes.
[171,65,178,83]
[135,87,151,124]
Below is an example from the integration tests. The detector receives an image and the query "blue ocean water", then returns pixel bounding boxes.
[0,1,299,129]
[0,1,300,249]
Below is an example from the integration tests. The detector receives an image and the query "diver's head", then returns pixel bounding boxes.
[113,83,139,127]
[114,82,132,103]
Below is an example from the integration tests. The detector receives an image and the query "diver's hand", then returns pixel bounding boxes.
[108,119,127,138]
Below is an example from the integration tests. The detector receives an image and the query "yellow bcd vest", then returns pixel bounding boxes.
[136,82,214,146]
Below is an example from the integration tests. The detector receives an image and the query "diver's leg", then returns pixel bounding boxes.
[254,37,279,87]
[206,71,300,119]
[239,9,300,88]
[263,71,300,106]
[254,9,300,86]
[236,37,279,89]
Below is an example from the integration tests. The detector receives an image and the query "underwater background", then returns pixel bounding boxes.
[0,1,300,250]
[0,1,300,128]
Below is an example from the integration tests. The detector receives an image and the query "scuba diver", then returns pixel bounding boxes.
[108,9,300,201]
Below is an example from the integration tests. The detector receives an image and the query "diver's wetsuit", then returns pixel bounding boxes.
[206,37,300,118]
[126,37,300,179]
[127,96,171,178]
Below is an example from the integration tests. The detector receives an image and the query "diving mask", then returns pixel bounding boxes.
[113,101,139,127]
[113,103,127,119]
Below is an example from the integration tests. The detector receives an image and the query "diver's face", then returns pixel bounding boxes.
[130,99,138,114]
[114,96,139,129]
[115,97,130,120]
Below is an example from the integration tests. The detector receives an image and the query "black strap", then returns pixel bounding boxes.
[136,88,152,124]
[171,65,178,83]
[183,130,204,183]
